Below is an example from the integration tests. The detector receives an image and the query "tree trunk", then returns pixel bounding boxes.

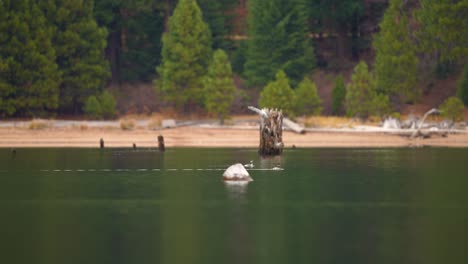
[107,29,121,86]
[164,0,172,31]
[336,27,348,61]
[248,106,284,156]
[350,12,360,61]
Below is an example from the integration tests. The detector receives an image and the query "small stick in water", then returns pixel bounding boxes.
[158,135,165,152]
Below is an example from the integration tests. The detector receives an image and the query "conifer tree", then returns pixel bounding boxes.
[417,0,468,62]
[258,70,296,116]
[457,65,468,106]
[204,50,236,124]
[440,96,464,122]
[119,7,164,82]
[99,90,117,118]
[245,0,315,87]
[157,0,212,111]
[83,95,102,119]
[308,0,364,60]
[332,75,346,115]
[198,0,236,50]
[346,62,389,118]
[295,77,322,116]
[94,0,162,83]
[41,0,110,113]
[373,0,419,103]
[0,0,61,116]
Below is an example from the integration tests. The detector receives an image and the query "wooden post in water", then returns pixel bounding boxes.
[100,138,104,149]
[248,106,284,156]
[158,135,165,152]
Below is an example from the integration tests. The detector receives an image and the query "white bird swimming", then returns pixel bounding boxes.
[223,163,253,182]
[272,164,283,171]
[243,160,254,168]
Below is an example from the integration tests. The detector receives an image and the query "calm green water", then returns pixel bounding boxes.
[0,148,467,264]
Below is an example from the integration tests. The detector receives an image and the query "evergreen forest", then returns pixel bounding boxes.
[0,0,466,118]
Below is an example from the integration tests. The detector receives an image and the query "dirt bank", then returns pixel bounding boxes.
[1,126,467,148]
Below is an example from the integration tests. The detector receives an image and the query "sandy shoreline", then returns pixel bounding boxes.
[1,126,468,148]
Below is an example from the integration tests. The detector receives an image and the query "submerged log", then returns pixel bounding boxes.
[248,106,284,156]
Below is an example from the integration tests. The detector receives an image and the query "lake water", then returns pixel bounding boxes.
[1,148,467,264]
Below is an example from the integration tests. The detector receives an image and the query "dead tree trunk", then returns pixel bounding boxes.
[248,106,284,156]
[411,108,440,138]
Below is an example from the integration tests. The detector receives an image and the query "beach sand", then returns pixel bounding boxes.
[1,126,468,148]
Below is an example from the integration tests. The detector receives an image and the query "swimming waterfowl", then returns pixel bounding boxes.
[272,164,283,170]
[243,160,254,168]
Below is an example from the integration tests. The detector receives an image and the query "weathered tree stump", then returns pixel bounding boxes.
[248,106,284,156]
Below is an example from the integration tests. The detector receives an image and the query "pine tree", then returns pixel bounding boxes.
[119,6,165,82]
[417,0,468,62]
[0,0,61,116]
[41,0,110,113]
[245,0,315,87]
[308,0,364,60]
[457,65,468,106]
[440,96,464,122]
[157,0,212,111]
[258,70,296,116]
[295,77,322,116]
[373,0,419,103]
[83,95,102,119]
[99,90,117,118]
[346,61,389,118]
[198,0,237,50]
[94,0,163,83]
[204,50,236,124]
[332,75,346,115]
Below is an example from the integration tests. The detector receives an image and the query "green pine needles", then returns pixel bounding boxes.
[258,70,296,116]
[417,0,468,62]
[245,0,315,87]
[0,0,109,117]
[346,61,389,119]
[295,77,322,116]
[373,0,419,103]
[440,96,464,122]
[157,0,212,111]
[332,75,346,115]
[0,0,61,116]
[45,0,110,113]
[83,96,102,119]
[457,65,468,106]
[83,90,117,119]
[204,50,236,124]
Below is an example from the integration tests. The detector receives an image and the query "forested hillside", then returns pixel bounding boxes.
[0,0,466,118]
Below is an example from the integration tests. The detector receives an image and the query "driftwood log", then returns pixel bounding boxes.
[411,108,440,139]
[283,118,305,134]
[248,106,284,156]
